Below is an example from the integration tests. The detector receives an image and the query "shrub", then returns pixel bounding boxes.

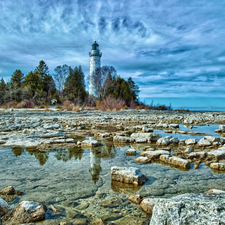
[26,101,35,108]
[96,95,126,111]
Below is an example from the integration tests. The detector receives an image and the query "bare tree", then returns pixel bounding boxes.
[92,65,117,98]
[53,64,69,92]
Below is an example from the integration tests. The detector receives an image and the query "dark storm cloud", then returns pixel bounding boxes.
[0,0,225,97]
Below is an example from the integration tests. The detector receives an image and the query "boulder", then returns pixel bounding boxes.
[185,139,196,145]
[208,150,225,160]
[130,133,161,142]
[198,137,211,147]
[210,163,225,171]
[0,198,8,217]
[135,156,151,164]
[140,150,169,159]
[81,140,99,147]
[159,155,190,169]
[113,136,134,143]
[2,201,46,223]
[0,186,15,195]
[111,167,148,185]
[126,149,136,156]
[150,193,225,225]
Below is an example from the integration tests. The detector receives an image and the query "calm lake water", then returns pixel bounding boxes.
[1,124,225,221]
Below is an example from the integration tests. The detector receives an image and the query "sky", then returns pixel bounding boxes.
[0,0,225,98]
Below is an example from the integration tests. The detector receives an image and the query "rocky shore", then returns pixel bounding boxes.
[1,109,225,224]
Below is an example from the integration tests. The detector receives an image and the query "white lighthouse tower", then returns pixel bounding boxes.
[89,41,102,97]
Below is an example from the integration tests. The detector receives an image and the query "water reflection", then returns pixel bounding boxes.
[11,147,24,157]
[10,143,117,184]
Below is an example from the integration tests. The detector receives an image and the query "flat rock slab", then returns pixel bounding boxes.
[81,140,99,147]
[159,155,190,169]
[113,136,134,143]
[130,133,161,142]
[150,193,225,225]
[208,150,225,160]
[140,150,169,159]
[111,166,148,185]
[135,156,151,164]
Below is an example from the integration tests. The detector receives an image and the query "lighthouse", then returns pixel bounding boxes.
[89,41,102,97]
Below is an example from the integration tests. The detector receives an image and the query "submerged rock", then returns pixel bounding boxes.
[150,193,225,225]
[111,166,148,185]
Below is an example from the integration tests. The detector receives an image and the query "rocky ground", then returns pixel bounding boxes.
[1,109,225,224]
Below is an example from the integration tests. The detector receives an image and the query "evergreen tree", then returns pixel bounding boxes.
[128,77,140,102]
[24,71,41,95]
[64,66,86,102]
[11,70,24,88]
[0,78,6,104]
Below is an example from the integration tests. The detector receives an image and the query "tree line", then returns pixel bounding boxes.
[0,60,140,107]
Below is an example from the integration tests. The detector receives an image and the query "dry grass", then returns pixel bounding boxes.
[72,105,80,112]
[96,95,126,111]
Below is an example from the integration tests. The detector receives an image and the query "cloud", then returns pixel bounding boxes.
[0,0,225,97]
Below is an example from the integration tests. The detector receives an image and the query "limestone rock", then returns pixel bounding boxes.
[135,156,151,164]
[81,140,99,147]
[113,136,134,143]
[0,198,8,217]
[150,193,225,225]
[159,155,190,169]
[0,186,15,195]
[140,150,169,159]
[198,137,211,147]
[219,125,225,132]
[43,123,60,129]
[185,139,196,145]
[156,137,171,146]
[126,149,136,156]
[140,198,162,215]
[210,163,225,171]
[111,166,148,185]
[126,194,145,204]
[205,189,225,193]
[49,205,59,213]
[208,150,225,160]
[130,133,161,142]
[2,201,46,223]
[135,138,148,143]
